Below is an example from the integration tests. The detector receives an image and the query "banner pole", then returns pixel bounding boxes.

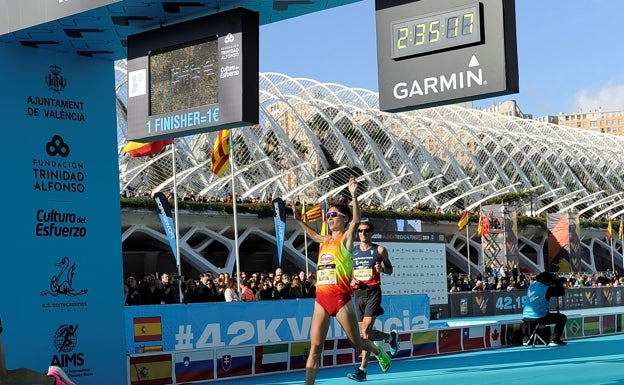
[302,201,309,277]
[611,236,615,275]
[466,222,471,280]
[172,141,183,303]
[229,130,242,291]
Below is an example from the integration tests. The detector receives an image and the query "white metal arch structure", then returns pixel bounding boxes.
[115,62,624,218]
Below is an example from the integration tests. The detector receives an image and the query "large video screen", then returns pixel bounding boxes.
[149,38,219,116]
[126,8,258,142]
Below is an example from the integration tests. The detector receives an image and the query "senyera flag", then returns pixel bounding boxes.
[303,204,323,222]
[123,139,174,157]
[211,129,231,177]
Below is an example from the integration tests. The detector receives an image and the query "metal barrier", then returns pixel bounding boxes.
[447,286,624,318]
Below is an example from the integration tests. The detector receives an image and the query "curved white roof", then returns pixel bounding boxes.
[116,61,624,218]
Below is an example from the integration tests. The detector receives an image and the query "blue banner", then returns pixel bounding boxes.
[1,44,126,384]
[124,294,430,352]
[272,198,286,266]
[154,191,177,260]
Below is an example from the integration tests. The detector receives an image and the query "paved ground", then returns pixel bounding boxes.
[228,333,624,385]
[227,305,624,385]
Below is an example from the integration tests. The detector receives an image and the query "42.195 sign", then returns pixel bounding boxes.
[495,294,527,311]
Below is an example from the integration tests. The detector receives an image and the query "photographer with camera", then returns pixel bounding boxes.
[522,272,568,346]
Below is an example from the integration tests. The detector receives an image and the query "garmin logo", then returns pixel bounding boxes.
[393,55,485,100]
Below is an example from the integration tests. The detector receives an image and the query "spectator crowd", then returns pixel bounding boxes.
[448,265,623,293]
[124,267,317,305]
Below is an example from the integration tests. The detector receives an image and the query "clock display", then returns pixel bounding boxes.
[391,3,482,59]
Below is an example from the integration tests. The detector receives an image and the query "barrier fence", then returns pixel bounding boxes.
[124,289,624,384]
[448,286,624,318]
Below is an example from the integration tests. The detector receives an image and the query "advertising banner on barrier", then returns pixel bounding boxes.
[124,295,430,353]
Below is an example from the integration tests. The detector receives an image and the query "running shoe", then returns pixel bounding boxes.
[47,366,76,385]
[376,345,391,372]
[347,367,367,382]
[548,339,567,346]
[389,329,399,355]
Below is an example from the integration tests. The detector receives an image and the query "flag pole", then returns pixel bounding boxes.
[229,130,242,292]
[301,200,309,277]
[620,216,623,274]
[611,223,615,274]
[171,141,183,303]
[466,220,471,280]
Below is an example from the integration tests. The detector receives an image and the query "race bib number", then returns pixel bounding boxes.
[353,268,373,281]
[317,265,337,286]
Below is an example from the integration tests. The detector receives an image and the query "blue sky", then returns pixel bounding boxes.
[260,0,624,118]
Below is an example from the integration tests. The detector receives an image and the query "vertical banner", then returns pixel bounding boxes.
[154,191,177,260]
[569,212,583,272]
[547,212,571,272]
[503,206,519,270]
[1,45,126,384]
[272,198,286,267]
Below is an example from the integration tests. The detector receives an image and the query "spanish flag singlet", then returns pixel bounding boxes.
[315,233,354,315]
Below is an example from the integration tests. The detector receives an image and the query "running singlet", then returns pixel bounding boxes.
[316,234,353,298]
[352,244,382,286]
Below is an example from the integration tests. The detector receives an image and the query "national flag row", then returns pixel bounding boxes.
[122,129,233,177]
[127,327,509,385]
[128,314,624,384]
[457,211,492,236]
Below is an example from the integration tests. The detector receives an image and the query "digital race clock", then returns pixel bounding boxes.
[375,0,518,112]
[391,3,482,59]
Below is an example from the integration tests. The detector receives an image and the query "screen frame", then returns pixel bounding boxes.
[126,7,259,142]
[375,0,518,112]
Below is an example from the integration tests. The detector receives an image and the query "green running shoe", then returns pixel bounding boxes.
[376,345,392,372]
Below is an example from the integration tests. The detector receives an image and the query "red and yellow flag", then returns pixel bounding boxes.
[619,220,623,240]
[607,219,613,239]
[478,213,491,236]
[302,204,323,222]
[133,316,162,342]
[123,139,174,157]
[457,211,469,232]
[129,354,172,385]
[211,129,231,177]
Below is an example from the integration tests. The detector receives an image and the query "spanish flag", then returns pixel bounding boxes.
[211,129,231,177]
[133,316,162,342]
[457,211,469,232]
[607,219,613,239]
[129,354,172,385]
[123,139,174,157]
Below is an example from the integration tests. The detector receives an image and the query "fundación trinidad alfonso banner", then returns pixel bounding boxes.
[0,44,126,384]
